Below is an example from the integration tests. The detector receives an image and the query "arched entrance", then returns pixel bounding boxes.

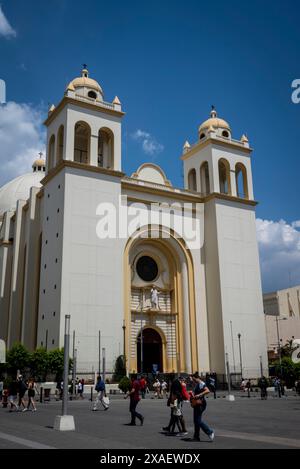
[137,328,163,373]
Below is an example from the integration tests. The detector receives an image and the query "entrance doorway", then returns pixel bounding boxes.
[137,328,163,373]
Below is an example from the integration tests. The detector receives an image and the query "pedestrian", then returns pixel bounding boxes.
[153,378,161,398]
[78,379,84,399]
[17,375,27,410]
[258,376,268,400]
[0,377,3,402]
[93,375,109,411]
[162,376,188,437]
[207,374,217,399]
[140,375,146,399]
[124,374,144,426]
[189,372,214,442]
[161,380,168,398]
[25,379,38,412]
[8,379,19,412]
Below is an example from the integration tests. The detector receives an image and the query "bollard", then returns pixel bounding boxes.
[40,387,43,403]
[247,387,250,398]
[90,387,93,402]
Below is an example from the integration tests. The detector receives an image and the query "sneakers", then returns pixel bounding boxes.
[208,431,215,441]
[22,408,28,412]
[162,426,170,432]
[140,416,144,426]
[176,432,188,437]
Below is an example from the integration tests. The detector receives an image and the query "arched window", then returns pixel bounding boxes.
[222,130,229,138]
[218,158,231,195]
[235,163,249,199]
[200,161,210,195]
[48,135,55,170]
[57,125,64,162]
[98,128,114,169]
[74,122,91,164]
[88,90,97,99]
[188,168,197,191]
[199,133,206,140]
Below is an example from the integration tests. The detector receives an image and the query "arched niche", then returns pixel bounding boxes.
[218,158,231,195]
[200,161,210,195]
[98,127,114,169]
[235,162,249,199]
[188,168,197,191]
[74,121,91,164]
[48,135,56,170]
[57,125,64,163]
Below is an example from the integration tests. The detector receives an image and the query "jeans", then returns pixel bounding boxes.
[193,403,213,438]
[93,391,108,410]
[129,399,143,424]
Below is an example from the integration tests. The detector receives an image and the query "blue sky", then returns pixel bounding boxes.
[0,0,300,291]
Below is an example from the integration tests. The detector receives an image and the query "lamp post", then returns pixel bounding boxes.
[237,333,243,379]
[275,316,287,376]
[54,314,75,431]
[230,320,236,372]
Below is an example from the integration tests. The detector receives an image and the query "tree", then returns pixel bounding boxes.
[113,355,126,382]
[118,376,131,393]
[6,343,30,376]
[29,347,48,381]
[274,357,299,388]
[47,348,72,381]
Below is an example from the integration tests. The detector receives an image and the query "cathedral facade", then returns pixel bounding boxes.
[0,68,268,377]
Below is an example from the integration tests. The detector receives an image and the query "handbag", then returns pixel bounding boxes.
[102,395,110,406]
[190,396,204,408]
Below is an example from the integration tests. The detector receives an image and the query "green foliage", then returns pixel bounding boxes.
[29,348,48,381]
[113,355,126,382]
[273,357,300,387]
[48,348,65,376]
[118,376,131,393]
[6,343,30,375]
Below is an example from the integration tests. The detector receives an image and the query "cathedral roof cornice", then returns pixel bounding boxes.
[181,136,252,161]
[44,96,125,127]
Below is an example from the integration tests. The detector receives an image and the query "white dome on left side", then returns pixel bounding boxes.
[0,171,44,218]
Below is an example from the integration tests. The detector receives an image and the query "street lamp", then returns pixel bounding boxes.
[237,333,243,378]
[275,316,287,376]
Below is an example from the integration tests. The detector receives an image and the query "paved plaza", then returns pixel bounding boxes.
[0,392,300,449]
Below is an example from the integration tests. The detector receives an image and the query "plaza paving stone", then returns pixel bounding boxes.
[0,393,299,449]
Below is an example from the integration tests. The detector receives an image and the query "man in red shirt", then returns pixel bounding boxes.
[124,374,144,426]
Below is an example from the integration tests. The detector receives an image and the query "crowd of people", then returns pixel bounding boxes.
[120,372,215,442]
[0,375,38,412]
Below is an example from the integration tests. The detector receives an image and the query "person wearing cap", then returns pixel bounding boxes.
[17,375,27,411]
[190,372,214,442]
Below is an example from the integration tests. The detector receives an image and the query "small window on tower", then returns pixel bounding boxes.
[200,133,205,140]
[222,130,229,138]
[88,91,97,99]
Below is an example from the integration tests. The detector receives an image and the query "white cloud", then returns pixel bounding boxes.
[0,101,45,185]
[0,6,16,38]
[256,218,300,292]
[131,129,164,156]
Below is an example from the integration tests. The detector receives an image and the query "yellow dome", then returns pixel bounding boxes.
[66,67,103,95]
[32,158,45,168]
[199,107,230,134]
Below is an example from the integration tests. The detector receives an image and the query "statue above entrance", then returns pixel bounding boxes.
[150,286,160,309]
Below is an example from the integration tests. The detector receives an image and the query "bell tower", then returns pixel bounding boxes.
[44,66,124,173]
[181,106,254,201]
[37,68,125,369]
[180,108,268,378]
